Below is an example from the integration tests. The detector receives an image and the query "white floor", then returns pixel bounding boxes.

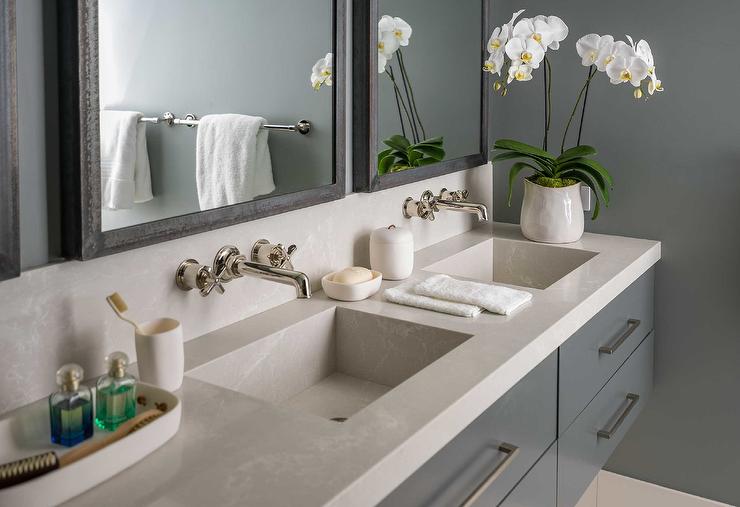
[575,471,733,507]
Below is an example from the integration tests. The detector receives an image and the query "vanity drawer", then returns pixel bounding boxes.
[378,352,557,507]
[559,269,654,432]
[498,442,557,507]
[557,332,654,507]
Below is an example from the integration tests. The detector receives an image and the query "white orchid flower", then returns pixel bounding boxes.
[513,18,554,50]
[541,15,568,50]
[310,52,333,90]
[507,9,526,32]
[634,39,663,93]
[505,36,545,69]
[487,25,510,55]
[576,34,604,66]
[606,54,649,86]
[391,17,412,46]
[378,52,388,74]
[596,38,634,72]
[507,63,533,83]
[483,52,505,76]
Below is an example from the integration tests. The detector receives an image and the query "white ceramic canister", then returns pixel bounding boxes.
[370,225,414,280]
[135,318,184,392]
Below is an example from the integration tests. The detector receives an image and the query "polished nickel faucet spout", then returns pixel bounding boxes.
[231,259,311,299]
[434,199,489,222]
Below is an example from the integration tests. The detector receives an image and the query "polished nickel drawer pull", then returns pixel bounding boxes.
[460,443,519,507]
[597,393,640,439]
[599,319,641,355]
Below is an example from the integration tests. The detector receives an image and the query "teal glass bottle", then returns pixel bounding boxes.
[49,363,94,446]
[95,351,136,431]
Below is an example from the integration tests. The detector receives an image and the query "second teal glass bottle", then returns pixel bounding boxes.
[95,351,136,431]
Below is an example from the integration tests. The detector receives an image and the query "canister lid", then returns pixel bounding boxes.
[370,224,413,245]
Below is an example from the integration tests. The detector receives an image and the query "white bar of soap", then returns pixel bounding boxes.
[332,267,374,285]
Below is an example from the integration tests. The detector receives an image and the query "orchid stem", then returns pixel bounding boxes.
[576,65,593,146]
[398,50,427,140]
[542,57,552,151]
[396,54,419,143]
[561,66,598,154]
[386,68,415,141]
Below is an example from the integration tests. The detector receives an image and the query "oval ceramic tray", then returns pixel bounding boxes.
[0,383,181,507]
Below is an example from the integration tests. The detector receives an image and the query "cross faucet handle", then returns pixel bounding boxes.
[199,264,226,297]
[439,188,469,202]
[252,240,297,270]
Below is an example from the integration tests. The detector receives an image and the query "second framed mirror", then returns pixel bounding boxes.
[353,0,491,192]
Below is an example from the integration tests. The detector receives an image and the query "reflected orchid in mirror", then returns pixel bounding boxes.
[488,10,665,222]
[376,14,445,173]
[310,52,333,91]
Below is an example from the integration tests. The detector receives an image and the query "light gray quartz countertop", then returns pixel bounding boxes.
[67,223,660,507]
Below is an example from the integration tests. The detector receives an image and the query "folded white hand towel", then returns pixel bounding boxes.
[100,110,153,210]
[415,274,532,315]
[384,282,482,318]
[196,114,276,210]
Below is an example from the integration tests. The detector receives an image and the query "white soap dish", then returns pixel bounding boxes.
[321,270,383,301]
[0,383,181,506]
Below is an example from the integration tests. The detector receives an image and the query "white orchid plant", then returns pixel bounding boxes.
[376,15,445,174]
[486,10,664,219]
[311,52,333,91]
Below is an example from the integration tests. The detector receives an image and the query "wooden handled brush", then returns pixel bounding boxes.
[0,409,163,489]
[106,292,141,333]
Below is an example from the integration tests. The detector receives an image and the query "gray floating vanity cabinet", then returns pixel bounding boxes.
[379,269,655,507]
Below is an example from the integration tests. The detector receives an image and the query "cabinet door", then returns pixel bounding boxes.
[378,352,557,507]
[499,443,557,507]
[558,332,654,507]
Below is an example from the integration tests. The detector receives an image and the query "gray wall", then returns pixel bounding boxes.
[491,1,740,504]
[377,0,480,158]
[99,0,333,231]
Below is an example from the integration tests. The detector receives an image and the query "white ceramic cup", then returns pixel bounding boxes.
[135,318,184,392]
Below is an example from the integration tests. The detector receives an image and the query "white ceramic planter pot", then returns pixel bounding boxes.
[520,178,584,244]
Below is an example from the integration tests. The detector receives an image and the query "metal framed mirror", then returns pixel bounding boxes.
[58,0,345,260]
[352,0,491,192]
[0,0,19,281]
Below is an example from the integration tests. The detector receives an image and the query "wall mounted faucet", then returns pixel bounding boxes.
[175,240,311,299]
[403,188,489,222]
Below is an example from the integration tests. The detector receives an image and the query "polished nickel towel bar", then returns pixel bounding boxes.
[138,112,311,135]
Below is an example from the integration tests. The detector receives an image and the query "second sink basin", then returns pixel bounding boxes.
[187,307,472,421]
[424,238,597,290]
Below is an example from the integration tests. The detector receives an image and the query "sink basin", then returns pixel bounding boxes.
[187,307,472,421]
[424,238,597,290]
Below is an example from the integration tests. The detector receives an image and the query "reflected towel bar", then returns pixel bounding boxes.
[138,112,311,135]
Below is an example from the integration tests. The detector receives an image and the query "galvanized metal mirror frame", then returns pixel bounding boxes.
[58,0,346,260]
[352,1,491,193]
[0,0,19,280]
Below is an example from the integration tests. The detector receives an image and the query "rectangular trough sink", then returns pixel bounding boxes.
[423,238,597,290]
[187,307,472,421]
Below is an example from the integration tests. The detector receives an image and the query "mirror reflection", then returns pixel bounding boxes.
[377,0,481,176]
[98,0,334,232]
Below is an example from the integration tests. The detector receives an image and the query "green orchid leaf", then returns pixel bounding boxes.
[413,145,445,160]
[378,153,397,175]
[377,148,393,164]
[559,163,610,204]
[507,162,537,207]
[416,136,444,145]
[383,135,411,152]
[494,139,556,160]
[557,145,597,163]
[560,167,609,206]
[560,157,614,187]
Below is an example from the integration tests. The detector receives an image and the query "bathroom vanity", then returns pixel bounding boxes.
[62,223,660,507]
